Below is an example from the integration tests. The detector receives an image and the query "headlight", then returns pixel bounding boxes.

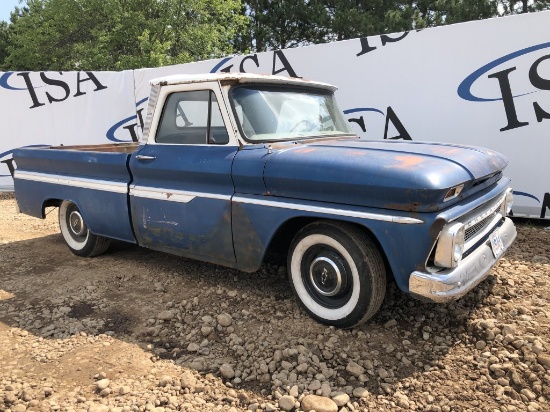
[500,188,513,216]
[434,222,465,268]
[453,228,465,262]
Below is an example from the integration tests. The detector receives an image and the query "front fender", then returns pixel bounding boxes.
[230,194,435,294]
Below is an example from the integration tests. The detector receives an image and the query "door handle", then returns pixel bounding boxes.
[135,155,156,161]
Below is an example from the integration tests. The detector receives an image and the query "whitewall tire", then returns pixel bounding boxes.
[288,221,386,328]
[58,200,110,257]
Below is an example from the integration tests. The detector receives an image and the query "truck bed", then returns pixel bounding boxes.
[13,144,136,243]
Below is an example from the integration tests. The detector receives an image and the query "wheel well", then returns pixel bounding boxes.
[264,218,393,280]
[264,217,317,265]
[41,198,62,218]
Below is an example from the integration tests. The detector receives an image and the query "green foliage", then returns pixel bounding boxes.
[0,21,8,67]
[497,0,550,14]
[1,0,550,70]
[238,0,550,53]
[236,0,328,52]
[385,0,498,30]
[2,0,247,71]
[323,0,394,41]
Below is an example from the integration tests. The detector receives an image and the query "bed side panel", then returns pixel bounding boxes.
[13,147,135,243]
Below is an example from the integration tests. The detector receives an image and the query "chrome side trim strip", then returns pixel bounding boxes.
[232,196,424,224]
[14,170,128,194]
[130,185,231,203]
[131,187,195,203]
[14,170,424,224]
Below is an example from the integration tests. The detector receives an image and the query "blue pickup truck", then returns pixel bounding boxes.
[13,73,516,328]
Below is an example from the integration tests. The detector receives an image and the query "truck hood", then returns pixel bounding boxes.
[263,138,508,212]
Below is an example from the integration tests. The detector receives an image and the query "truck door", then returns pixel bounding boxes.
[128,82,238,265]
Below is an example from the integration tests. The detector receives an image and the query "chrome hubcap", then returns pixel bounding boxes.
[309,255,345,297]
[69,211,86,236]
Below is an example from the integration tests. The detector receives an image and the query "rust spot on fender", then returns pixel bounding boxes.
[426,203,441,212]
[166,193,173,199]
[384,201,441,213]
[385,202,421,212]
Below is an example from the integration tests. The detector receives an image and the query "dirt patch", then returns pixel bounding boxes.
[68,302,95,319]
[1,194,549,411]
[100,310,135,336]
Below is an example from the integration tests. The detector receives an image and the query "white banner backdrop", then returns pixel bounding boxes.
[1,11,549,218]
[0,70,136,190]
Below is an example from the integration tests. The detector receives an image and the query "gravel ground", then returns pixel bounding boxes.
[1,192,549,412]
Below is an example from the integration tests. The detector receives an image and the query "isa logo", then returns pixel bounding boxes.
[343,106,412,141]
[0,71,108,109]
[0,146,49,179]
[210,50,298,78]
[106,97,148,143]
[458,42,550,132]
[458,42,550,218]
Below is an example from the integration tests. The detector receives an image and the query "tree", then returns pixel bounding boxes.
[496,0,550,14]
[385,0,497,30]
[237,0,550,54]
[237,0,484,53]
[0,21,8,67]
[237,0,329,52]
[2,0,247,71]
[323,0,397,41]
[3,0,549,70]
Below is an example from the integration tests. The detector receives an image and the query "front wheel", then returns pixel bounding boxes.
[58,200,110,257]
[288,221,386,328]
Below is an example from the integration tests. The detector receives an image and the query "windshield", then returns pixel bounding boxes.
[230,85,353,142]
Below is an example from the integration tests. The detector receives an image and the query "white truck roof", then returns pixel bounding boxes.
[149,72,337,91]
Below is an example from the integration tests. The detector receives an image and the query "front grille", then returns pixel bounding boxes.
[428,190,508,270]
[465,211,497,242]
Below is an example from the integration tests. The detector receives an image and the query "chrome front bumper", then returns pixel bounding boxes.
[409,217,516,303]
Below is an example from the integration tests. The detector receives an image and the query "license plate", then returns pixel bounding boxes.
[490,232,504,258]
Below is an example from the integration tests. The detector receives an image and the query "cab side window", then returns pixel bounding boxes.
[155,90,229,145]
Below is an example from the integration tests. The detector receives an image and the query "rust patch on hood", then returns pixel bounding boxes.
[430,147,462,155]
[293,148,317,154]
[388,155,426,169]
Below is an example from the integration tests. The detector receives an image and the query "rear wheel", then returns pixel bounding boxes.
[288,221,386,328]
[58,200,110,257]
